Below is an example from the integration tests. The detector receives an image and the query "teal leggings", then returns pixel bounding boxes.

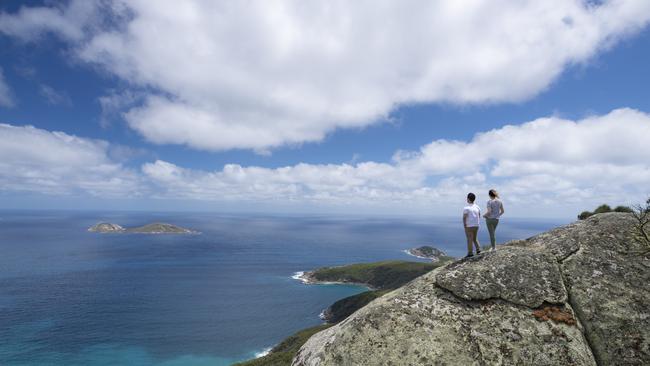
[486,218,499,248]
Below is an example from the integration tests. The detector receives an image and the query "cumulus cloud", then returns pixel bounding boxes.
[0,108,648,213]
[2,1,650,151]
[0,123,141,196]
[140,108,650,211]
[0,0,113,41]
[0,68,14,107]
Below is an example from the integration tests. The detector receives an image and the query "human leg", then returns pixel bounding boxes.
[470,227,480,252]
[465,228,474,255]
[486,218,499,249]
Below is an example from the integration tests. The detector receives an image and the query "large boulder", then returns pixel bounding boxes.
[435,248,567,307]
[293,213,650,366]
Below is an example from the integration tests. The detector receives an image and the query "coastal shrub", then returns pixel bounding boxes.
[593,204,612,214]
[614,205,633,213]
[578,211,594,220]
[578,203,632,220]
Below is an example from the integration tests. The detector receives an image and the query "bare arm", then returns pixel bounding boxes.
[499,202,505,217]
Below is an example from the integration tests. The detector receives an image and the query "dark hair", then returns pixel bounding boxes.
[467,193,476,203]
[488,189,499,199]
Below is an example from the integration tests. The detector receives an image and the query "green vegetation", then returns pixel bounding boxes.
[234,324,332,366]
[322,290,390,323]
[578,203,633,220]
[309,260,444,289]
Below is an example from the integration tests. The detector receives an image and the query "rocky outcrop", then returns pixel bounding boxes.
[293,213,650,366]
[435,248,566,307]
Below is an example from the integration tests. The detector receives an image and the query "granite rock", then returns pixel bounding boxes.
[293,213,650,366]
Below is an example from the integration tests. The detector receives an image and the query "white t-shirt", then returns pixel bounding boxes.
[463,203,481,227]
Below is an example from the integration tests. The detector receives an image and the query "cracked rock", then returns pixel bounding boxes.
[435,247,567,307]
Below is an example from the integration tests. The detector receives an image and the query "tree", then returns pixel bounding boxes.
[631,197,650,253]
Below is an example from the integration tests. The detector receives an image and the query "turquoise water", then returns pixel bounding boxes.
[0,211,566,365]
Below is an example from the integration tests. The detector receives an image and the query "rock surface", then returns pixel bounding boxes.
[293,213,650,366]
[435,248,567,307]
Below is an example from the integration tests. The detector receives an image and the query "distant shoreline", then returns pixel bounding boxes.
[88,222,200,234]
[292,271,375,290]
[403,249,431,260]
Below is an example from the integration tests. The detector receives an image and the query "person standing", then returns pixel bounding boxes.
[463,193,481,258]
[484,189,505,251]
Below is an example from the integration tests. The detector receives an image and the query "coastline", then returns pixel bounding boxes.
[403,249,433,260]
[253,347,273,358]
[403,248,453,262]
[291,271,375,290]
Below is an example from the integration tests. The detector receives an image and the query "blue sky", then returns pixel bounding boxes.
[1,1,649,217]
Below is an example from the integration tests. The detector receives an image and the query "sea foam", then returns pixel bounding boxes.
[254,347,272,358]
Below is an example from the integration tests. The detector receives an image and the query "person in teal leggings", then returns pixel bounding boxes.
[484,189,505,251]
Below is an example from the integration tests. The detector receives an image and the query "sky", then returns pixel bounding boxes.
[0,0,649,218]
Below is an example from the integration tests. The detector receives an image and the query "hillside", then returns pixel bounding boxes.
[294,213,650,365]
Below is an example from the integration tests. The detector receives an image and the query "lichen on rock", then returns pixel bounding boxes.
[435,247,567,307]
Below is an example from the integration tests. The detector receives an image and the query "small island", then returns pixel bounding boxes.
[88,222,198,234]
[405,245,451,262]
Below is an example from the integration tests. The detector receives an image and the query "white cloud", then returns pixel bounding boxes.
[0,68,14,107]
[0,123,141,196]
[1,109,648,215]
[140,108,650,213]
[2,1,650,151]
[0,0,112,41]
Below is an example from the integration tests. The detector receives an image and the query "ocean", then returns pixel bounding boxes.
[0,210,566,365]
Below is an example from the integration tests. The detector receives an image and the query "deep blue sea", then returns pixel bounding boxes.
[0,210,567,365]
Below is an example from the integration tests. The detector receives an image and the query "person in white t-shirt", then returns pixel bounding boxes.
[463,192,481,258]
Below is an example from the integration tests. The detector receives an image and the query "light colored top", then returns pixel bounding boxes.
[463,203,481,227]
[485,198,503,219]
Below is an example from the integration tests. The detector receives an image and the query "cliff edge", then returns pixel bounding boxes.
[293,213,650,366]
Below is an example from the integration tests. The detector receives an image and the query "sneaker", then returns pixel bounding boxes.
[476,249,481,255]
[488,247,495,252]
[464,253,474,258]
